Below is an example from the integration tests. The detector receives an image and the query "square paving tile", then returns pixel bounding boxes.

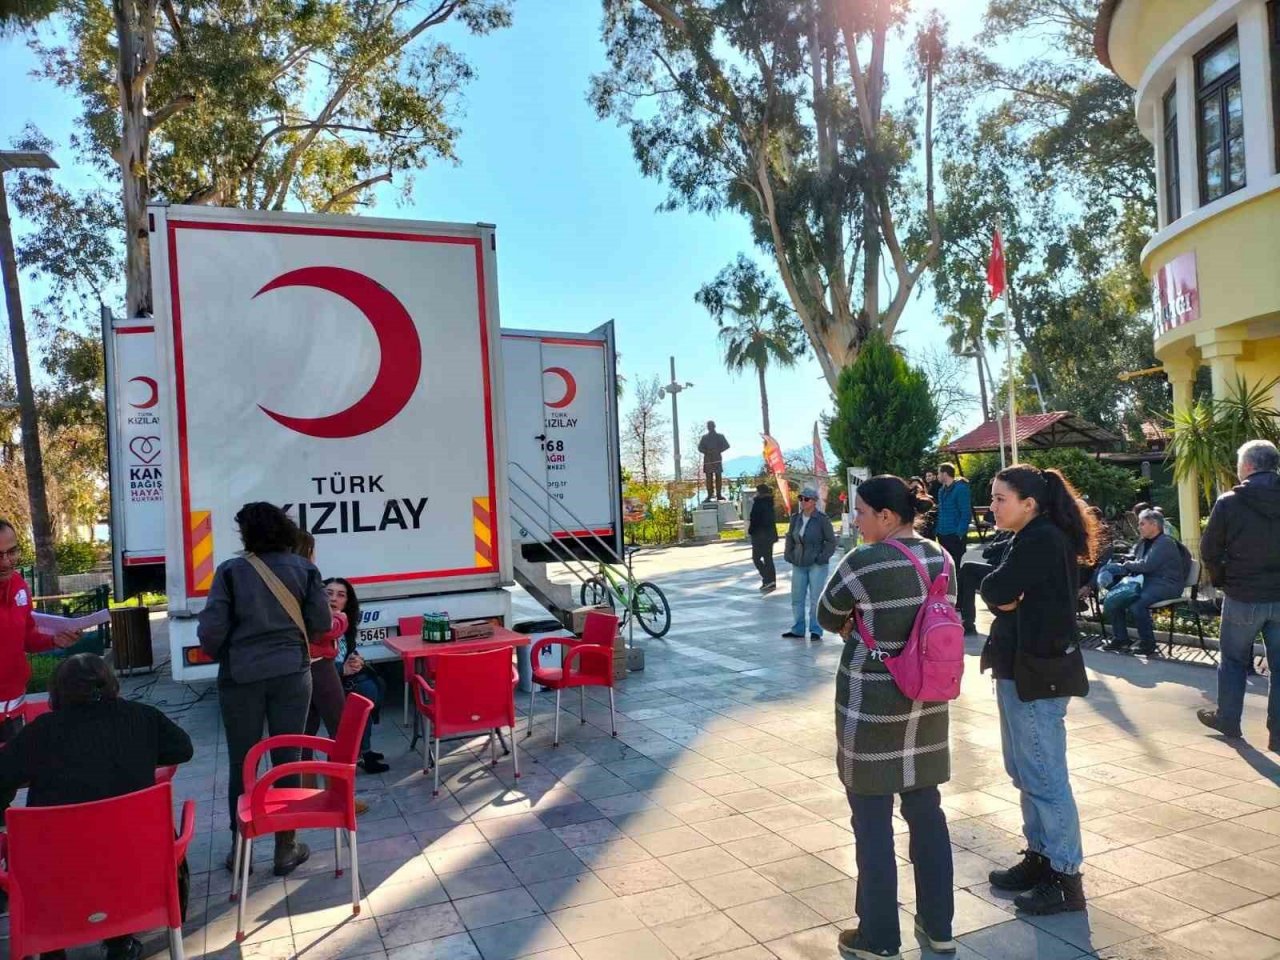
[724,893,827,941]
[619,882,717,926]
[651,911,756,960]
[1091,885,1212,934]
[753,854,847,892]
[1162,916,1280,960]
[661,846,747,881]
[547,898,646,942]
[452,888,544,930]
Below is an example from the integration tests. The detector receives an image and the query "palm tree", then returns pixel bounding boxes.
[1168,375,1280,502]
[697,255,804,436]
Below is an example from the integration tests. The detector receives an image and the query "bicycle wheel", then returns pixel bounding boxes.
[580,577,613,609]
[631,581,671,638]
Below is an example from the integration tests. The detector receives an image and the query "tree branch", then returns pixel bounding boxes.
[317,171,394,212]
[147,93,194,132]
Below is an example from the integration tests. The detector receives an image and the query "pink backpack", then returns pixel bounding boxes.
[853,539,965,702]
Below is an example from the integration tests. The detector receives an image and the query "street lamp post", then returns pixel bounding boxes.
[0,150,60,591]
[659,356,694,484]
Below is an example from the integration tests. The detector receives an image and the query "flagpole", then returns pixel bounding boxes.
[997,215,1018,464]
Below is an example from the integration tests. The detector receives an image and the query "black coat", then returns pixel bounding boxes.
[1201,470,1280,603]
[0,699,193,808]
[979,516,1086,693]
[748,496,778,544]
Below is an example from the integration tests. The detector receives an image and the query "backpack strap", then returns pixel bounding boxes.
[851,539,952,655]
[243,553,309,642]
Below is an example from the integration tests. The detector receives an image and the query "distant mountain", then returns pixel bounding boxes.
[722,444,830,478]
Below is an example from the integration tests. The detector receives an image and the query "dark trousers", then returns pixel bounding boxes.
[939,533,967,572]
[346,670,385,753]
[219,669,312,830]
[705,465,723,500]
[0,715,23,814]
[848,787,954,952]
[306,658,347,739]
[957,561,994,629]
[751,539,777,587]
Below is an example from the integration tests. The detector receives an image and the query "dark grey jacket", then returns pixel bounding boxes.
[784,510,836,568]
[197,551,332,684]
[1201,470,1280,602]
[1123,533,1185,598]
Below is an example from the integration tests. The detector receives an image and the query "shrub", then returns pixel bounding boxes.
[958,449,1138,516]
[828,332,939,480]
[55,540,101,575]
[27,654,59,694]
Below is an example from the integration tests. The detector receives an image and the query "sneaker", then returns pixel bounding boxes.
[989,850,1050,892]
[1133,644,1160,657]
[760,582,776,594]
[1197,708,1242,739]
[837,928,901,960]
[1014,870,1086,915]
[781,631,805,639]
[810,633,823,641]
[913,918,957,955]
[1101,640,1132,652]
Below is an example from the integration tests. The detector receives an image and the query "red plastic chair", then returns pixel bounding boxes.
[528,611,618,746]
[0,782,195,960]
[412,647,519,796]
[231,693,374,941]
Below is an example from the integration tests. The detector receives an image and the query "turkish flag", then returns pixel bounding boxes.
[987,228,1006,303]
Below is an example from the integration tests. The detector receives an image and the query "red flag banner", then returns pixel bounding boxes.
[762,434,791,513]
[987,228,1006,303]
[812,422,829,511]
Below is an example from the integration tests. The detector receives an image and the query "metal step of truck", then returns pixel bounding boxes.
[513,554,576,629]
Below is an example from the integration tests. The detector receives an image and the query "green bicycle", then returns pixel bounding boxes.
[579,548,671,638]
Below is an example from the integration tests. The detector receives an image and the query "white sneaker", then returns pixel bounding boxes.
[914,919,957,954]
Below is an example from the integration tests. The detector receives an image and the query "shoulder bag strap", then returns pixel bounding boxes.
[852,540,950,654]
[243,553,309,641]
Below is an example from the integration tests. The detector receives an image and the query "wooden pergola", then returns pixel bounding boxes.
[943,412,1121,455]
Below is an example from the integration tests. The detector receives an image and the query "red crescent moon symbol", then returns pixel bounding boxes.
[543,367,577,409]
[129,376,158,409]
[253,267,422,439]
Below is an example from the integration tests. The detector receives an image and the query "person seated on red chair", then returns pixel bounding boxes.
[0,521,78,749]
[0,653,194,960]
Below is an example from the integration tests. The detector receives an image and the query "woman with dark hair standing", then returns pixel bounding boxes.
[324,577,389,773]
[980,465,1097,915]
[198,502,331,877]
[817,475,956,960]
[0,654,193,960]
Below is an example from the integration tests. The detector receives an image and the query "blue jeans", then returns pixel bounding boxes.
[790,563,829,636]
[847,787,953,953]
[996,679,1083,874]
[1110,583,1181,649]
[345,670,385,753]
[1216,597,1280,736]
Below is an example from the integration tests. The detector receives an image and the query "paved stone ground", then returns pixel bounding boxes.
[13,540,1280,960]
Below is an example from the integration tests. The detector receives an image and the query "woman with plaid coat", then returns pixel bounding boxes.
[817,475,956,960]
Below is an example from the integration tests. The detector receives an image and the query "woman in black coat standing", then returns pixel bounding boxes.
[979,465,1098,916]
[748,483,779,593]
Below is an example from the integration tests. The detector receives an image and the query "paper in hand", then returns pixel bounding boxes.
[33,609,112,635]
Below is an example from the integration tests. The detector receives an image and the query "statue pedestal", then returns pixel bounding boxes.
[691,508,720,541]
[717,501,738,527]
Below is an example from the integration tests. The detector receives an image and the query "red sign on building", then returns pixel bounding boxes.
[1151,251,1200,339]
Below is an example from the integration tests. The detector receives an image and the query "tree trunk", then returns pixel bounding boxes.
[757,361,771,437]
[115,0,157,319]
[0,176,59,591]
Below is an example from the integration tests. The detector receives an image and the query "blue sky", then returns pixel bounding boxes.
[0,0,990,475]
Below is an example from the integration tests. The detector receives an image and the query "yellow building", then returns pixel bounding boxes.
[1097,0,1280,540]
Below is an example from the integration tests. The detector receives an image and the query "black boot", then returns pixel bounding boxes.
[273,830,311,877]
[361,752,391,774]
[989,850,1050,892]
[1197,708,1242,739]
[103,937,144,960]
[1014,869,1086,915]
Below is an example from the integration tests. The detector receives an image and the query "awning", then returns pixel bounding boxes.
[943,412,1121,455]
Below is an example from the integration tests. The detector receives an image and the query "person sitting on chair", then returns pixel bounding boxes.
[1102,510,1185,655]
[0,654,193,960]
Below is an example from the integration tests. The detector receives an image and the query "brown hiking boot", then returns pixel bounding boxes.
[273,830,311,877]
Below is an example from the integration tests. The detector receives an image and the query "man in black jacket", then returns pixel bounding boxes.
[957,529,1012,635]
[747,483,779,593]
[1198,440,1280,749]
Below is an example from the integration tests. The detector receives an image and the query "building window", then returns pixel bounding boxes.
[1196,29,1246,202]
[1270,1,1279,173]
[1163,85,1181,222]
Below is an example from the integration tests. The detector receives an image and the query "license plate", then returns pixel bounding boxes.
[357,626,391,646]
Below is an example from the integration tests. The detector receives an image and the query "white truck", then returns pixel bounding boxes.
[122,204,622,682]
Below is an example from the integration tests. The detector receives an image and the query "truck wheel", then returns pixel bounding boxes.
[632,582,671,638]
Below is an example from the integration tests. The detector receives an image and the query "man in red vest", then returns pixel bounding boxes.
[0,521,77,741]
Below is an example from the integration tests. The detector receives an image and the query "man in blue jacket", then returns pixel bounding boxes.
[1103,510,1186,655]
[782,487,836,641]
[935,463,971,570]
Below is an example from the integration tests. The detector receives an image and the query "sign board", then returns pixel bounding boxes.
[847,466,870,494]
[103,311,167,600]
[148,205,509,614]
[502,326,622,561]
[1151,251,1200,339]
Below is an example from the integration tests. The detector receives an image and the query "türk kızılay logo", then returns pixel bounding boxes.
[253,267,423,438]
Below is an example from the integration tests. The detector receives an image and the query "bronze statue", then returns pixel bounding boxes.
[698,421,730,501]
